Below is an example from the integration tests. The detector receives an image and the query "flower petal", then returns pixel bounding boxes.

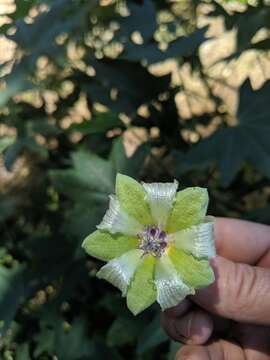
[127,254,156,315]
[116,173,154,226]
[155,253,193,311]
[166,187,209,233]
[82,230,139,261]
[97,195,144,236]
[142,180,178,228]
[168,246,215,289]
[97,249,143,296]
[168,216,216,259]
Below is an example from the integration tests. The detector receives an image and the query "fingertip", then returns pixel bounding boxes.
[162,309,213,345]
[176,345,209,360]
[163,299,192,318]
[178,310,213,345]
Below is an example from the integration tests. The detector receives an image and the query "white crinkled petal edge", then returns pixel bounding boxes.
[155,253,194,311]
[142,180,178,229]
[168,216,216,259]
[97,195,144,236]
[97,249,143,296]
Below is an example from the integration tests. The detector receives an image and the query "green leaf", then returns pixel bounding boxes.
[82,59,171,114]
[110,137,129,175]
[120,27,208,64]
[71,151,115,194]
[127,255,156,315]
[107,315,144,347]
[0,266,31,334]
[177,80,270,186]
[63,203,105,240]
[15,343,30,360]
[110,137,149,178]
[50,151,115,204]
[69,112,123,134]
[116,174,154,226]
[115,0,157,42]
[0,137,15,154]
[82,230,139,261]
[11,0,37,20]
[0,0,96,106]
[167,341,182,360]
[0,195,15,223]
[166,187,208,233]
[34,315,95,359]
[169,246,214,289]
[136,315,168,355]
[0,62,33,107]
[4,137,48,171]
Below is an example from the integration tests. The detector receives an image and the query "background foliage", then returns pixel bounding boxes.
[0,0,270,358]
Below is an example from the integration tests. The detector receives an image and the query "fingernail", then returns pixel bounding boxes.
[175,311,213,345]
[173,312,194,339]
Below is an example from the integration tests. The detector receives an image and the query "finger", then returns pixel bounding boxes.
[215,218,270,264]
[161,300,192,342]
[176,340,245,360]
[233,323,270,360]
[257,248,270,268]
[163,299,192,318]
[162,308,213,345]
[192,256,270,324]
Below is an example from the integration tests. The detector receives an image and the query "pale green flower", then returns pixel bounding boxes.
[82,174,216,315]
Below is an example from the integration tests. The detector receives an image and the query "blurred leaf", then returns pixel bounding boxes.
[4,141,24,171]
[29,119,61,136]
[81,59,171,114]
[167,341,182,360]
[51,151,115,202]
[177,80,270,186]
[0,0,97,106]
[0,137,15,154]
[251,37,270,50]
[0,266,31,334]
[107,315,144,347]
[34,316,94,359]
[136,315,168,354]
[0,63,33,108]
[245,204,270,223]
[0,195,16,223]
[115,0,157,42]
[120,27,208,64]
[110,136,150,178]
[63,203,105,239]
[4,138,47,171]
[110,137,128,174]
[8,0,91,53]
[69,112,123,134]
[236,7,270,52]
[15,343,30,360]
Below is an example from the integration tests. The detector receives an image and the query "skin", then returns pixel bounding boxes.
[161,218,270,360]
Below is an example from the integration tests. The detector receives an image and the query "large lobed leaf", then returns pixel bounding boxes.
[175,80,270,186]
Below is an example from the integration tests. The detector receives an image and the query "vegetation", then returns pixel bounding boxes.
[0,0,270,358]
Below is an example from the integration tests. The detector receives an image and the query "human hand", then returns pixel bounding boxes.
[162,218,270,359]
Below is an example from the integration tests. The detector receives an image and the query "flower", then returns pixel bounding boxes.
[82,174,216,315]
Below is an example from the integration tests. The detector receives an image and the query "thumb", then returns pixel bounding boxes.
[192,256,270,325]
[176,340,245,360]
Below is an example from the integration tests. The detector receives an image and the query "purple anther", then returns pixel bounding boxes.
[159,241,167,249]
[139,226,167,257]
[158,230,166,240]
[150,227,156,237]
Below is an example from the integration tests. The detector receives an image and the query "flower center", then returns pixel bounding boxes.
[138,226,167,257]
